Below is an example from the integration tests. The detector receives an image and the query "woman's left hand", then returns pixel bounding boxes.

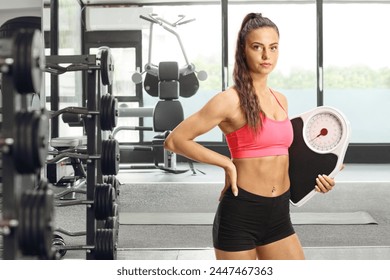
[315,174,335,193]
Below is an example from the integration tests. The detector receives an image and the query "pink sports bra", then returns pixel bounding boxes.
[225,90,293,159]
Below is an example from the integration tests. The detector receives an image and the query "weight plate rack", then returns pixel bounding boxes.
[44,48,118,260]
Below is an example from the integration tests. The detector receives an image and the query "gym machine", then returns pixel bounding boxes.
[121,14,207,174]
[132,14,208,97]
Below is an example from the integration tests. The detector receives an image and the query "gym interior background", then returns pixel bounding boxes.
[0,0,389,260]
[43,0,390,164]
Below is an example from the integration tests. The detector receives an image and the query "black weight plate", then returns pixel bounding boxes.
[101,184,110,220]
[40,189,54,259]
[110,96,118,130]
[13,30,42,94]
[30,30,44,94]
[14,111,48,174]
[113,202,119,218]
[105,217,114,230]
[23,192,34,254]
[108,229,117,260]
[95,229,116,260]
[14,112,35,173]
[97,184,105,220]
[35,192,45,255]
[24,193,34,248]
[108,140,117,176]
[13,112,25,172]
[96,219,106,230]
[18,192,31,253]
[106,140,113,175]
[106,203,119,232]
[94,184,103,220]
[100,94,117,131]
[100,94,108,130]
[32,192,41,252]
[100,48,114,86]
[104,95,111,130]
[22,31,33,93]
[20,191,37,255]
[108,185,115,215]
[95,229,105,259]
[111,176,120,196]
[32,111,49,170]
[24,112,36,172]
[95,183,112,220]
[101,140,109,175]
[101,140,119,176]
[104,175,119,196]
[106,184,115,217]
[12,30,26,91]
[112,140,120,175]
[101,95,118,131]
[101,140,107,175]
[105,210,119,245]
[30,191,44,256]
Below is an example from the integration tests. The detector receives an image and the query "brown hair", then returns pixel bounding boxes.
[233,13,279,131]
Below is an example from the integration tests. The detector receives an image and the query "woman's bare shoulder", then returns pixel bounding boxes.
[214,87,240,108]
[205,88,240,111]
[271,88,288,109]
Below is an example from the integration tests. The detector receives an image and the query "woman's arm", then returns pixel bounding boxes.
[164,91,233,169]
[164,90,239,195]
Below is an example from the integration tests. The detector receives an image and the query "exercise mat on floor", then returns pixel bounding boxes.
[119,211,378,225]
[291,211,378,225]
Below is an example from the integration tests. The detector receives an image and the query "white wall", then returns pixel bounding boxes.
[86,6,152,30]
[0,0,42,26]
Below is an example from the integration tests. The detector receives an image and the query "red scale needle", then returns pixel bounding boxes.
[312,128,328,141]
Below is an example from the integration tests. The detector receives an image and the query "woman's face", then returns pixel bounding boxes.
[244,27,279,76]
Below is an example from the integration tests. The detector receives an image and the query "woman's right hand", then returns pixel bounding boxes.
[219,162,238,201]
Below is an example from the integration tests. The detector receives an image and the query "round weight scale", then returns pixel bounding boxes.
[288,106,351,207]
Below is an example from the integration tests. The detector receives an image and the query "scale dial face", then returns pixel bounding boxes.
[303,111,343,153]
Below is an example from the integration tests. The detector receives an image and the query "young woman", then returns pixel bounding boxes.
[164,13,336,260]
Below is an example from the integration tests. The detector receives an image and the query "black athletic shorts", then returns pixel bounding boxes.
[213,186,295,252]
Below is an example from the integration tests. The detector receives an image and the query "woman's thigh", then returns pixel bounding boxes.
[214,248,257,260]
[256,233,305,260]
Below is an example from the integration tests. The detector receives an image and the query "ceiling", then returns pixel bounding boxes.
[42,0,389,5]
[42,0,221,5]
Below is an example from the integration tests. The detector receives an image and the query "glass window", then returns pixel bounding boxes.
[139,5,222,142]
[324,3,390,143]
[112,102,142,143]
[43,0,82,137]
[90,47,141,143]
[90,47,137,97]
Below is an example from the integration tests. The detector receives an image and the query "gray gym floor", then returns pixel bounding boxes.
[1,163,389,260]
[54,163,390,260]
[115,163,390,260]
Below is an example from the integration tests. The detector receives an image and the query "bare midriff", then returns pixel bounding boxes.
[233,155,290,197]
